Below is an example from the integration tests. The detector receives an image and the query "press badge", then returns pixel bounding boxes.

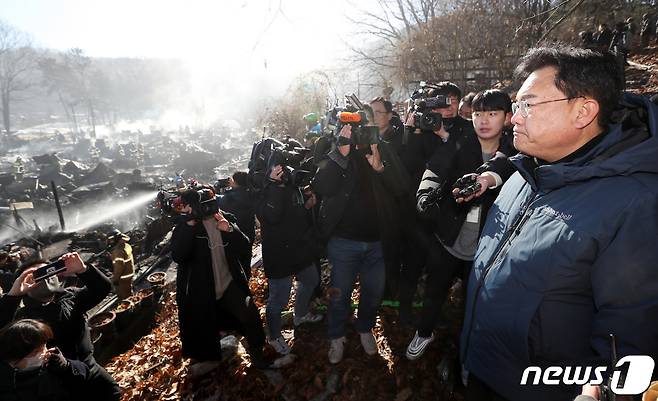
[466,206,481,224]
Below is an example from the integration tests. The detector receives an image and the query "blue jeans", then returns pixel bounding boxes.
[266,263,319,339]
[327,236,385,339]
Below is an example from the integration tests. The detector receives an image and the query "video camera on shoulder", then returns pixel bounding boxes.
[407,81,452,132]
[184,184,219,220]
[214,178,231,193]
[156,188,179,216]
[156,181,218,221]
[248,136,311,189]
[334,93,379,147]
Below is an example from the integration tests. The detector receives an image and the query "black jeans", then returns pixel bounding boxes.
[397,224,428,314]
[240,246,253,280]
[418,241,471,337]
[382,219,426,308]
[216,281,266,356]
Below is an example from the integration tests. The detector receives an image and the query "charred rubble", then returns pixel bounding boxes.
[0,123,254,331]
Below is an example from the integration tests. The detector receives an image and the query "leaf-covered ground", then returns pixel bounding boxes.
[105,266,466,401]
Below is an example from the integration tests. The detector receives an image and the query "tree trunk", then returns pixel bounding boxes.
[2,90,11,135]
[70,103,79,134]
[57,93,70,121]
[87,99,97,138]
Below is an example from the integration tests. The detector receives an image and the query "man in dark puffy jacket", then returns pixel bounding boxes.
[460,45,658,401]
[256,164,322,356]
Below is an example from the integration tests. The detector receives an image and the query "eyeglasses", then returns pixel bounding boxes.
[511,96,584,118]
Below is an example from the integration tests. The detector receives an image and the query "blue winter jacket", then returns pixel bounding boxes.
[460,93,658,401]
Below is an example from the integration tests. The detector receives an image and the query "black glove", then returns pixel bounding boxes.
[45,348,70,374]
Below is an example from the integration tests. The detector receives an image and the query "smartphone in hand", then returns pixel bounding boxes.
[33,259,66,282]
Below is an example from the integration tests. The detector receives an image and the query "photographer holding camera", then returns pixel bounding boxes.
[406,89,515,361]
[391,82,479,327]
[0,253,120,401]
[313,105,408,364]
[256,164,322,356]
[171,186,269,374]
[369,97,423,324]
[217,171,257,278]
[405,82,476,186]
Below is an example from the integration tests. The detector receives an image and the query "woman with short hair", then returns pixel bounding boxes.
[0,318,91,401]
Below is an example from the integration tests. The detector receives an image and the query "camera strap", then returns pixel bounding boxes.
[294,187,305,206]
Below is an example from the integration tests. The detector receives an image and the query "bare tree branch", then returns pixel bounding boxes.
[346,16,401,40]
[394,0,414,33]
[537,0,587,44]
[0,21,37,134]
[521,0,571,21]
[404,0,425,27]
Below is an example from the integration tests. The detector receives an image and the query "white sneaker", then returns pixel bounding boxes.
[359,331,378,355]
[268,336,291,355]
[328,337,346,364]
[405,331,435,360]
[293,312,323,327]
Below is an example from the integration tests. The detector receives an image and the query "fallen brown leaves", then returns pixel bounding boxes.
[104,266,466,401]
[105,291,187,401]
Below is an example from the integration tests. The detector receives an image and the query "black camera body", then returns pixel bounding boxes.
[156,184,218,221]
[335,111,380,147]
[334,94,380,147]
[213,178,232,195]
[215,178,231,192]
[270,142,307,169]
[191,187,219,219]
[408,82,452,132]
[413,96,451,131]
[411,95,451,132]
[249,137,311,189]
[156,188,180,216]
[453,174,482,199]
